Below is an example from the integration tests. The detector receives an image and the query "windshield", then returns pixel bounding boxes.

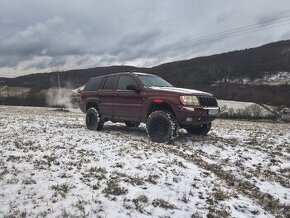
[138,75,173,87]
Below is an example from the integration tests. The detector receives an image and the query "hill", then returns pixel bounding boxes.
[1,40,290,106]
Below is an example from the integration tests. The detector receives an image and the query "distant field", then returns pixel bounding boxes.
[0,86,31,97]
[0,106,289,217]
[217,99,278,118]
[0,87,285,120]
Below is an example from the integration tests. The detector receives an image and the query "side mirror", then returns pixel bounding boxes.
[127,84,141,92]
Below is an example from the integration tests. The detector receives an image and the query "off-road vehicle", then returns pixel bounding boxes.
[80,72,219,142]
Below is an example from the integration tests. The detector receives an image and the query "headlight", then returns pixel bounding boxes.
[179,96,200,106]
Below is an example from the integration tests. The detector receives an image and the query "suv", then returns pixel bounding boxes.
[80,72,219,142]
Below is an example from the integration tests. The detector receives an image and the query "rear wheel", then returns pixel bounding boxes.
[146,111,178,143]
[186,123,211,135]
[86,108,103,131]
[125,121,140,128]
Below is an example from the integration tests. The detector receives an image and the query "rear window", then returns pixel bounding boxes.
[84,77,103,91]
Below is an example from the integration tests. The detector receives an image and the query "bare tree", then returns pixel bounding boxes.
[228,107,235,118]
[247,104,263,118]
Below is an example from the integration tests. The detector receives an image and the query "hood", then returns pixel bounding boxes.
[148,86,212,96]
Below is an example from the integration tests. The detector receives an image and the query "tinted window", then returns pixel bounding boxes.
[118,76,138,90]
[102,76,115,90]
[84,77,103,91]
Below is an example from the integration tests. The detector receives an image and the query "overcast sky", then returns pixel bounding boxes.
[1,0,290,77]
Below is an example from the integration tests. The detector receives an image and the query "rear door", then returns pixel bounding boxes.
[98,75,116,117]
[82,77,103,110]
[115,75,143,120]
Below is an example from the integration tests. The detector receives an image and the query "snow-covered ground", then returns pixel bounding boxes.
[0,106,289,217]
[218,100,259,111]
[215,72,290,86]
[217,100,276,117]
[252,72,290,86]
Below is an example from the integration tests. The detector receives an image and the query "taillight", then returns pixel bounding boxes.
[80,91,85,101]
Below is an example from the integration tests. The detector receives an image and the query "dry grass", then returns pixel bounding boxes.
[102,179,128,196]
[133,195,149,213]
[152,198,176,210]
[51,182,74,198]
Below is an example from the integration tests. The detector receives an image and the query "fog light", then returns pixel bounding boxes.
[186,117,193,122]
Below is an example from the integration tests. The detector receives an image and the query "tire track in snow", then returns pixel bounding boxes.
[138,141,290,217]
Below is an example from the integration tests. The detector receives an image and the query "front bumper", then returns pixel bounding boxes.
[176,105,220,126]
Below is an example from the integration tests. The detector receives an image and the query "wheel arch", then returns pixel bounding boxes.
[147,101,176,118]
[86,101,99,112]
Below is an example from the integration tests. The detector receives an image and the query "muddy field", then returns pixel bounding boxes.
[0,106,289,217]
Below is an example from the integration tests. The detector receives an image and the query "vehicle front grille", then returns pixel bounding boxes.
[198,96,218,107]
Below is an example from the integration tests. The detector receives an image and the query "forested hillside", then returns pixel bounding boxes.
[1,40,290,106]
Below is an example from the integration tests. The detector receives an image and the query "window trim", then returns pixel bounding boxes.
[84,77,103,91]
[100,75,116,91]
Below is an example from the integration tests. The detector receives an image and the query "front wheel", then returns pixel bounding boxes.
[86,108,103,131]
[185,123,211,135]
[146,111,178,143]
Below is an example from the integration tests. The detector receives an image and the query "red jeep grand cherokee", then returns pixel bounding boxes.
[80,72,219,142]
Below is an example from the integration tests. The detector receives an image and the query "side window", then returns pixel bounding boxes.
[118,76,138,90]
[84,77,102,91]
[102,76,115,90]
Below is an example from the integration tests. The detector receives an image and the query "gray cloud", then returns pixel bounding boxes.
[0,0,290,77]
[22,56,68,70]
[0,16,90,57]
[255,10,290,24]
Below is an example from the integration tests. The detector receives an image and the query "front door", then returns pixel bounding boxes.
[114,75,143,121]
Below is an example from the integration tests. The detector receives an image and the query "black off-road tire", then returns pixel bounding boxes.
[146,111,178,143]
[125,121,140,128]
[186,122,212,135]
[86,108,103,131]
